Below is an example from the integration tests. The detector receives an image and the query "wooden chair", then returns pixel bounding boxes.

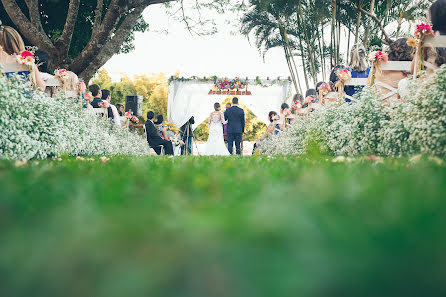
[375,61,412,101]
[413,34,446,78]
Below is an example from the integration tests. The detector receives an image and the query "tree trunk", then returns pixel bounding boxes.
[331,0,337,66]
[281,26,302,94]
[317,26,326,81]
[298,0,317,85]
[355,0,363,44]
[347,26,351,65]
[362,0,375,48]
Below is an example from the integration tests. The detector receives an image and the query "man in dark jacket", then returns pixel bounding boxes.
[180,116,195,155]
[224,97,245,155]
[89,84,103,108]
[145,111,174,155]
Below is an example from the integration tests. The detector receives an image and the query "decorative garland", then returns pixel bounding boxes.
[168,75,291,88]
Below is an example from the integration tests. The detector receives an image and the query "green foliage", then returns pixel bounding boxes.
[1,156,446,296]
[0,0,149,58]
[92,69,168,119]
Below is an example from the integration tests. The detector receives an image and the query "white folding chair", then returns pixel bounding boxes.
[44,77,63,97]
[343,78,369,102]
[375,61,412,101]
[413,34,446,78]
[1,62,36,86]
[88,107,108,117]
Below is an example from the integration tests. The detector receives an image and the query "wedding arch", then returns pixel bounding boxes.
[167,77,292,129]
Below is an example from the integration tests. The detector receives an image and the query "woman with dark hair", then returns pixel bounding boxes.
[154,115,170,141]
[369,38,412,101]
[116,104,124,116]
[411,0,446,76]
[279,103,291,130]
[428,0,446,68]
[291,93,304,114]
[253,111,281,154]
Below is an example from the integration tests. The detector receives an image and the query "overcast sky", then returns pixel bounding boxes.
[104,4,293,82]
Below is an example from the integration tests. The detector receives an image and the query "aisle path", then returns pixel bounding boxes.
[193,141,254,156]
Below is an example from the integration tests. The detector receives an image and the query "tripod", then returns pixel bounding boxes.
[183,121,200,156]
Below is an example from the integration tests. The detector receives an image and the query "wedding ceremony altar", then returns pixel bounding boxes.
[167,78,292,129]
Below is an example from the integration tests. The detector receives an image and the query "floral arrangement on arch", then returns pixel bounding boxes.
[368,51,389,85]
[407,23,435,75]
[335,69,351,99]
[209,77,251,95]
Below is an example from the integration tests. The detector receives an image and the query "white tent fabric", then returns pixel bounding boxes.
[168,79,291,129]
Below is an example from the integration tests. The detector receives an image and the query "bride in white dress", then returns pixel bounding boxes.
[203,103,230,156]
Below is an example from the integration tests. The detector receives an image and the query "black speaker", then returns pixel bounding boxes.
[125,95,143,116]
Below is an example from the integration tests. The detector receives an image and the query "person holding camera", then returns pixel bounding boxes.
[180,116,195,155]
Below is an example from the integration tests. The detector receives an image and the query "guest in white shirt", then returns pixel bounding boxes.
[101,89,121,127]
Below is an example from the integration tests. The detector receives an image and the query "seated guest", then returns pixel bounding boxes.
[304,88,318,110]
[369,38,412,102]
[253,111,280,153]
[101,89,120,126]
[279,103,291,130]
[89,84,102,107]
[0,25,45,90]
[345,44,370,101]
[154,114,170,140]
[34,50,54,81]
[145,111,174,155]
[291,93,304,114]
[412,0,446,75]
[116,104,124,116]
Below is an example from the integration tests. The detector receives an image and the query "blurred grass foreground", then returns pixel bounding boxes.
[1,156,446,297]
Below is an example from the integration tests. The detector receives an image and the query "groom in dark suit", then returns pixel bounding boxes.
[224,97,245,155]
[144,111,174,155]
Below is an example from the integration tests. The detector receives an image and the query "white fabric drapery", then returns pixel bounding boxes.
[167,79,291,130]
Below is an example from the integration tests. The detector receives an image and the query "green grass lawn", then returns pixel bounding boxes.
[1,156,446,297]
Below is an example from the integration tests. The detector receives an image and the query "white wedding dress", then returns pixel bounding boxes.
[203,111,230,156]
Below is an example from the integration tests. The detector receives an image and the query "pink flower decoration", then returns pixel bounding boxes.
[101,157,109,163]
[20,51,34,59]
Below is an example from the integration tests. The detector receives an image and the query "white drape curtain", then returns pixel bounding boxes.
[168,80,291,129]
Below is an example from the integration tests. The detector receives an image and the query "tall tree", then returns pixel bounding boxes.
[1,0,175,81]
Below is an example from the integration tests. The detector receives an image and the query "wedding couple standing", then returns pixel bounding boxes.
[203,97,245,156]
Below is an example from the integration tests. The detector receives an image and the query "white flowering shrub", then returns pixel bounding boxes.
[0,75,150,160]
[404,66,446,156]
[261,67,446,157]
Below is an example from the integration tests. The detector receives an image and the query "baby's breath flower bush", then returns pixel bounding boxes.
[262,66,446,157]
[0,75,149,160]
[261,87,388,156]
[404,66,446,156]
